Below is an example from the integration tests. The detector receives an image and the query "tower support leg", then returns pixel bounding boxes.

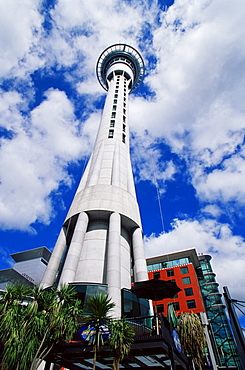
[41,228,67,288]
[58,212,89,286]
[132,227,148,282]
[107,212,121,318]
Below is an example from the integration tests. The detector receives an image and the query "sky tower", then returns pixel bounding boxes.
[41,44,148,317]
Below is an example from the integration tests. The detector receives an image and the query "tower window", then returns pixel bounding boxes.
[187,300,196,309]
[108,130,114,138]
[124,97,126,102]
[123,102,126,108]
[114,100,117,104]
[111,112,116,118]
[114,94,118,98]
[112,105,117,110]
[122,133,126,143]
[115,89,118,93]
[123,115,126,123]
[123,124,126,132]
[123,109,126,114]
[110,120,115,127]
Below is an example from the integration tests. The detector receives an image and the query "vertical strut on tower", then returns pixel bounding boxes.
[41,44,148,318]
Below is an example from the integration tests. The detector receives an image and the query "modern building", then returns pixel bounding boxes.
[0,246,51,290]
[199,254,241,369]
[41,44,149,318]
[147,249,205,316]
[146,249,241,369]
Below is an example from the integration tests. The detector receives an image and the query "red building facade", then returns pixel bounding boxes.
[146,249,205,316]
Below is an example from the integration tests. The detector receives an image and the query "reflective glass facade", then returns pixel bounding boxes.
[198,255,241,369]
[147,257,190,272]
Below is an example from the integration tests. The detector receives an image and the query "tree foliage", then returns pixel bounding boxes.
[82,293,115,370]
[0,284,82,370]
[178,312,206,369]
[109,318,135,370]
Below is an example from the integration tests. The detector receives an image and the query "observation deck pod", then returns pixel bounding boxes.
[96,43,145,93]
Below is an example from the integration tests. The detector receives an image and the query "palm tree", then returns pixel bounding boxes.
[0,283,31,313]
[0,284,82,370]
[29,285,82,370]
[109,318,135,370]
[83,293,115,370]
[0,284,33,370]
[178,312,206,369]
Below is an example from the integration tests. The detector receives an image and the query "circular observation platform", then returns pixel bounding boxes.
[96,43,145,93]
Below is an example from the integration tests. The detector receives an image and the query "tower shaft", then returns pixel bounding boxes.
[41,45,148,317]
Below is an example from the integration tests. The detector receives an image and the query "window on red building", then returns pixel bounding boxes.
[182,276,191,285]
[167,269,174,277]
[187,300,196,309]
[153,272,160,279]
[172,302,180,311]
[184,287,193,296]
[156,304,164,313]
[180,266,189,274]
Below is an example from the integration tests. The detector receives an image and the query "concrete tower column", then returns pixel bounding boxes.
[58,212,88,286]
[41,228,67,289]
[132,227,148,282]
[107,212,121,318]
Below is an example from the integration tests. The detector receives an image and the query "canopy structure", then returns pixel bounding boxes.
[131,279,181,301]
[131,279,181,335]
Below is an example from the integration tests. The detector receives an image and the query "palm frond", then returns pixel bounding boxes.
[109,318,134,365]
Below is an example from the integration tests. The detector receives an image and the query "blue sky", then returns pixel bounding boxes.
[0,0,245,325]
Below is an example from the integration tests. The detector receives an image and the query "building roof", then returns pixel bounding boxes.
[0,268,34,286]
[10,246,51,263]
[146,248,200,269]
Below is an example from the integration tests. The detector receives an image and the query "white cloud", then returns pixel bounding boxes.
[0,0,43,78]
[192,147,245,204]
[201,204,222,218]
[0,90,24,131]
[145,218,245,301]
[131,132,176,186]
[0,89,92,230]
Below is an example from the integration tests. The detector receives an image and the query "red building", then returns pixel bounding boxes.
[146,249,205,316]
